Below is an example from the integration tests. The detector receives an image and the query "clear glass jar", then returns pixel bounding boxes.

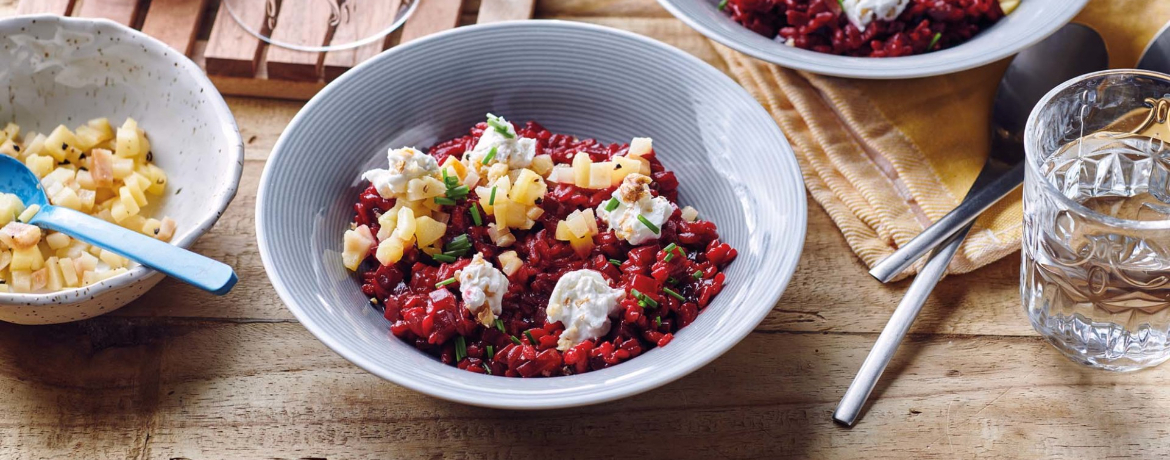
[1023,69,1170,371]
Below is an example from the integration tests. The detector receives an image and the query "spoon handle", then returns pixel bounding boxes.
[833,222,971,426]
[30,205,237,295]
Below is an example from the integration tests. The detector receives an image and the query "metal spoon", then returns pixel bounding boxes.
[833,23,1108,427]
[0,155,237,295]
[1139,20,1170,72]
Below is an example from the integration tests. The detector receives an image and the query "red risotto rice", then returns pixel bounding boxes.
[343,117,737,377]
[722,0,1007,57]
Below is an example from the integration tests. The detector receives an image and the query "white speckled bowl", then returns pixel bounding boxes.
[257,21,806,409]
[0,16,243,324]
[657,0,1089,79]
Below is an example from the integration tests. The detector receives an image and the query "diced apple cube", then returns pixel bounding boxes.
[392,207,416,241]
[43,125,78,162]
[156,217,176,242]
[629,137,653,158]
[414,216,447,248]
[342,224,376,270]
[112,158,134,179]
[440,156,467,180]
[51,187,82,211]
[144,164,167,195]
[498,250,522,277]
[572,151,592,187]
[589,162,613,189]
[375,237,405,266]
[509,169,547,206]
[90,148,115,187]
[11,270,31,293]
[45,257,63,291]
[406,176,446,201]
[0,139,20,158]
[0,193,25,226]
[25,154,53,178]
[611,156,642,184]
[45,233,70,250]
[10,245,44,271]
[530,154,554,176]
[1,222,41,249]
[59,256,79,287]
[99,249,126,269]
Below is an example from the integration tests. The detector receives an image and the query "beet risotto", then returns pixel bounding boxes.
[342,114,738,377]
[720,0,1016,57]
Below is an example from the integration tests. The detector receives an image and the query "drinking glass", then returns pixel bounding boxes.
[1023,69,1170,371]
[222,0,417,52]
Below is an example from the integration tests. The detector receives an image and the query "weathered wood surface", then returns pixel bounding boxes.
[1,0,1163,458]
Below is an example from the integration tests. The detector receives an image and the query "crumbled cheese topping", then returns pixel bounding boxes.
[464,115,537,169]
[596,173,673,245]
[362,147,440,197]
[841,0,910,31]
[546,269,627,351]
[455,253,509,326]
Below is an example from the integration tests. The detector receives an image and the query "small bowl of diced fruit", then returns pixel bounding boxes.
[0,15,242,324]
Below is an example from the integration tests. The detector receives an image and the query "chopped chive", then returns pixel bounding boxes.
[663,286,685,301]
[482,145,498,165]
[525,330,537,345]
[510,335,522,345]
[664,243,678,262]
[718,0,729,10]
[486,345,495,359]
[637,215,660,234]
[447,185,470,200]
[435,197,457,206]
[470,205,483,226]
[655,316,662,327]
[667,277,678,285]
[435,277,457,289]
[433,254,457,263]
[928,32,942,49]
[609,258,622,267]
[489,186,498,205]
[495,318,506,332]
[604,197,620,212]
[486,113,515,139]
[631,289,659,308]
[441,168,450,184]
[483,364,492,375]
[692,270,704,280]
[836,0,844,8]
[455,336,467,361]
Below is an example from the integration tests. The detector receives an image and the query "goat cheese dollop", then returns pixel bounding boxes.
[464,114,537,169]
[546,269,627,351]
[596,173,672,245]
[362,147,440,198]
[456,253,509,326]
[841,0,910,31]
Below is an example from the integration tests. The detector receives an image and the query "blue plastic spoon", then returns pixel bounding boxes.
[0,155,237,295]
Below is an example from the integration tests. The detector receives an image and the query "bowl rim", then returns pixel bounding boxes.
[256,19,808,409]
[0,15,244,306]
[655,0,1090,79]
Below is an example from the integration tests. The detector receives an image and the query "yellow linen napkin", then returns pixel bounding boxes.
[713,0,1170,280]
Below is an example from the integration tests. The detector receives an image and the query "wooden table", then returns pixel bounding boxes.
[2,1,1166,458]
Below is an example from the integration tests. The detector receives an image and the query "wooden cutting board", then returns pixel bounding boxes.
[15,0,537,100]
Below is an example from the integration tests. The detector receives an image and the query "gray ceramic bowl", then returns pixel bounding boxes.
[657,0,1088,79]
[256,20,806,409]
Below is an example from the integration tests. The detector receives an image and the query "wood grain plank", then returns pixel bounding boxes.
[0,321,1158,459]
[476,0,535,23]
[398,0,463,43]
[264,0,334,81]
[323,0,403,81]
[74,0,140,25]
[15,0,74,15]
[139,0,210,56]
[204,0,269,77]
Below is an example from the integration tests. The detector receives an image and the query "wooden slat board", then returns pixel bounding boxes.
[477,0,536,23]
[399,0,464,44]
[322,0,403,81]
[140,0,210,56]
[74,0,141,25]
[15,0,74,15]
[263,0,333,81]
[203,0,268,77]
